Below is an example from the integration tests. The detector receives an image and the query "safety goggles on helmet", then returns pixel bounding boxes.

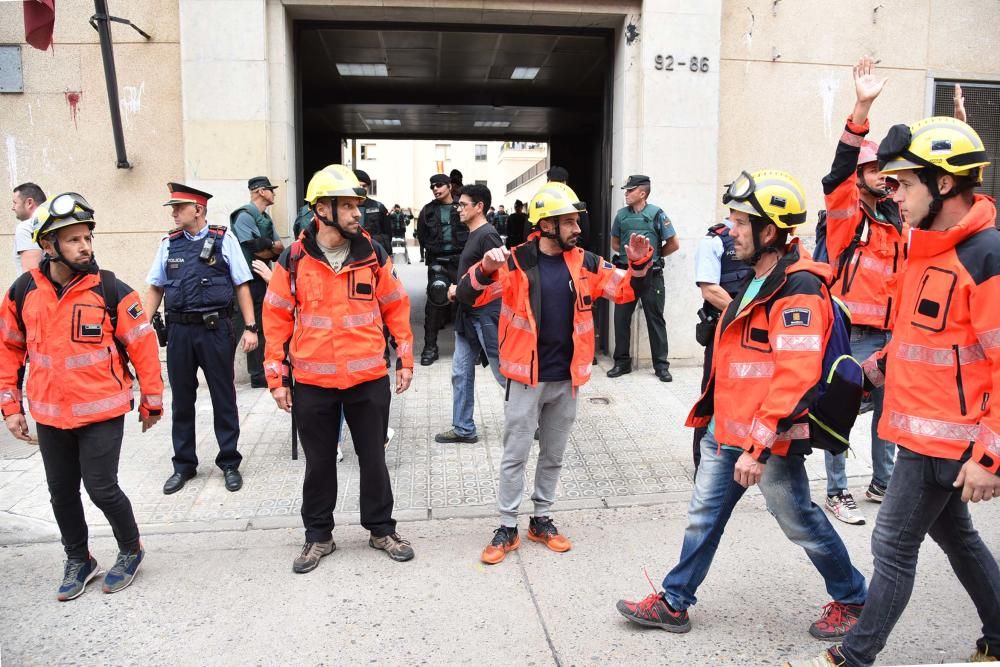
[722,170,808,228]
[722,171,774,222]
[49,193,95,221]
[33,192,97,243]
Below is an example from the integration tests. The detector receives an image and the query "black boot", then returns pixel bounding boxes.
[421,346,439,366]
[607,363,631,378]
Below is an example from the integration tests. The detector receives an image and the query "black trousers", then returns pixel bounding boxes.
[613,271,669,371]
[167,319,242,474]
[295,376,396,541]
[37,415,139,560]
[692,330,716,471]
[233,276,267,384]
[423,261,458,350]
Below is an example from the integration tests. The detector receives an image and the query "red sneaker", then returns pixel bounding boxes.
[809,601,863,639]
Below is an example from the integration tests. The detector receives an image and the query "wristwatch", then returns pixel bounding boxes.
[245,323,260,333]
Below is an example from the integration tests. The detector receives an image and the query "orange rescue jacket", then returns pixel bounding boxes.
[863,196,1000,474]
[0,264,164,429]
[456,238,652,389]
[262,227,413,390]
[823,116,908,329]
[686,241,834,462]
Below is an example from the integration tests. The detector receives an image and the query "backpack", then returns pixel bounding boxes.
[12,269,132,378]
[806,294,863,455]
[812,210,829,263]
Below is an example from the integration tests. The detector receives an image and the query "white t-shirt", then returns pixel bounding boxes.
[13,217,41,274]
[693,219,733,286]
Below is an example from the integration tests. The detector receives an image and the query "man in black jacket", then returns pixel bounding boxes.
[354,170,393,253]
[416,173,467,365]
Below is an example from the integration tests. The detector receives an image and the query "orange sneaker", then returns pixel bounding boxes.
[481,526,520,564]
[527,516,572,552]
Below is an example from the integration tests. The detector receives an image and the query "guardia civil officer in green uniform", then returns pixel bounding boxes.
[231,176,284,387]
[354,169,393,253]
[608,175,680,382]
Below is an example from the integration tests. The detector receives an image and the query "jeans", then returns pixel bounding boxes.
[37,416,140,560]
[840,448,1000,667]
[451,311,504,437]
[825,326,895,494]
[662,431,867,611]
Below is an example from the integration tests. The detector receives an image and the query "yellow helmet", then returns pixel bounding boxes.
[528,182,587,224]
[722,169,807,231]
[304,164,366,205]
[878,116,989,183]
[32,192,96,244]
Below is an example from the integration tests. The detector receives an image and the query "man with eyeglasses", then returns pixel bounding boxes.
[144,183,258,496]
[416,173,467,366]
[616,170,867,640]
[434,184,504,444]
[231,176,284,388]
[0,193,164,600]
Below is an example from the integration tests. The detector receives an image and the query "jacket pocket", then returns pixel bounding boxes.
[954,344,968,416]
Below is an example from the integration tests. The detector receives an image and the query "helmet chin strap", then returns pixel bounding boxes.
[858,177,890,199]
[539,220,577,251]
[915,169,964,231]
[747,219,779,266]
[51,239,97,274]
[313,199,359,240]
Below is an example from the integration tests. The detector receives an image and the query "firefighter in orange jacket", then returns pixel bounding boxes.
[456,182,653,564]
[0,193,163,601]
[263,165,415,574]
[617,170,867,639]
[793,118,1000,667]
[820,57,907,513]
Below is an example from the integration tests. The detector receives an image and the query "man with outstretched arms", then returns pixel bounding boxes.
[457,182,653,565]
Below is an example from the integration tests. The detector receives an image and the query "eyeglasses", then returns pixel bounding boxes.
[456,201,479,209]
[48,192,94,221]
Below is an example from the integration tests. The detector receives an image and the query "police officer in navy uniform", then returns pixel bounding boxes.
[354,170,392,253]
[608,175,679,381]
[691,216,752,469]
[144,183,259,495]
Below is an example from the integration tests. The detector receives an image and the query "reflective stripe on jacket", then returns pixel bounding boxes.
[456,238,652,389]
[822,116,907,329]
[686,240,834,462]
[868,196,1000,474]
[0,265,164,428]
[262,228,414,390]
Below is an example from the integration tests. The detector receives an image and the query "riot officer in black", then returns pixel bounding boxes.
[690,216,752,469]
[144,183,259,495]
[416,173,467,366]
[354,170,393,253]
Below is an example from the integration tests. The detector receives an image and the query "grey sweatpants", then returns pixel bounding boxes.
[498,380,578,527]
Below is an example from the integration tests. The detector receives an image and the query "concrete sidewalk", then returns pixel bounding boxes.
[1,250,995,665]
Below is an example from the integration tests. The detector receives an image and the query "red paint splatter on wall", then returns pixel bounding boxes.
[65,92,82,128]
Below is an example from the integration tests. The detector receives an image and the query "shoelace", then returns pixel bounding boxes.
[109,552,131,574]
[385,533,410,547]
[62,560,86,585]
[817,601,848,628]
[532,517,558,537]
[840,493,859,510]
[636,567,666,613]
[300,542,324,558]
[490,527,515,546]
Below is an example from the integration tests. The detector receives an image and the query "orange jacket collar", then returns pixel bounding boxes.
[908,195,997,259]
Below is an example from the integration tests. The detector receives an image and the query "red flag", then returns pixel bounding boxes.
[24,0,56,51]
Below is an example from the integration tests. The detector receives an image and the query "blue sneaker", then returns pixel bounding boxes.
[102,545,144,594]
[57,556,102,601]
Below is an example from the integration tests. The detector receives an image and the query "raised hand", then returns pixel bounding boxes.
[854,55,887,104]
[624,233,652,264]
[954,84,967,123]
